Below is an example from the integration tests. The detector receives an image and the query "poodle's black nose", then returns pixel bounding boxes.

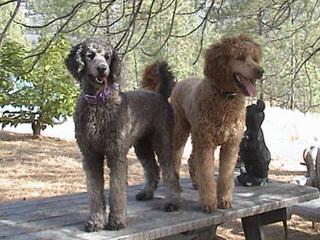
[97,65,108,74]
[256,67,264,79]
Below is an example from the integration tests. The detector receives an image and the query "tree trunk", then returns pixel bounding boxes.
[31,119,43,137]
[289,7,295,110]
[257,9,264,101]
[134,51,139,88]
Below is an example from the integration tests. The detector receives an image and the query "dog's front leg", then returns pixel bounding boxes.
[106,153,127,230]
[193,136,217,213]
[83,153,106,232]
[217,139,240,209]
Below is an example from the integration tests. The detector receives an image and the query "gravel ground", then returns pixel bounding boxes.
[0,128,319,239]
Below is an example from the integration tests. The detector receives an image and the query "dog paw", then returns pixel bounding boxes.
[201,204,217,213]
[84,214,107,232]
[200,200,217,213]
[107,215,126,231]
[136,191,154,201]
[106,222,126,231]
[192,182,198,190]
[162,201,180,212]
[218,199,232,209]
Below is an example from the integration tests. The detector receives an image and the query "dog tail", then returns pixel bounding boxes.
[141,60,175,98]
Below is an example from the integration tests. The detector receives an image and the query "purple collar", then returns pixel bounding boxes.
[84,83,119,105]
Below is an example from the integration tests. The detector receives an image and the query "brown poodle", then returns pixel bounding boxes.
[142,35,264,213]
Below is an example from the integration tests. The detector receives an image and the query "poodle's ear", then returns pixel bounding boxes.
[204,43,226,80]
[65,43,85,81]
[257,99,265,111]
[108,49,121,84]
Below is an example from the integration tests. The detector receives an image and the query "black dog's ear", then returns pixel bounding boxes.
[108,49,121,85]
[257,99,265,111]
[65,43,85,81]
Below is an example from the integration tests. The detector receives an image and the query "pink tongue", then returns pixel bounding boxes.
[99,75,107,82]
[242,79,256,97]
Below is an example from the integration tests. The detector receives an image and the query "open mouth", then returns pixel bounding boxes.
[234,73,256,97]
[95,75,108,85]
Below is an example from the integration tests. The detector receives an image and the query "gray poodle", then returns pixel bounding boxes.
[65,40,181,232]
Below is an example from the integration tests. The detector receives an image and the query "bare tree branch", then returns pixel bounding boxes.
[140,0,177,57]
[122,0,156,55]
[114,0,143,50]
[295,46,320,76]
[191,0,216,64]
[13,1,86,29]
[0,0,17,8]
[23,3,83,72]
[61,0,114,34]
[0,0,21,46]
[91,0,105,36]
[176,1,206,16]
[89,0,126,30]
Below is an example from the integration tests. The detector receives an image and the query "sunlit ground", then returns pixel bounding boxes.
[0,130,319,239]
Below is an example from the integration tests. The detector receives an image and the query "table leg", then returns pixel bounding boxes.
[242,214,265,240]
[158,224,218,240]
[241,208,289,240]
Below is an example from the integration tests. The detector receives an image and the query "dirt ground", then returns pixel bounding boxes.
[0,130,319,239]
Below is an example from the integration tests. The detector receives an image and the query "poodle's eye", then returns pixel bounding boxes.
[87,52,95,60]
[253,57,259,63]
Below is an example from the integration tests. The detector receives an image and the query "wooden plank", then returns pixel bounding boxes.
[0,184,143,210]
[0,189,154,222]
[0,179,318,240]
[1,179,315,226]
[291,198,320,222]
[0,186,176,230]
[8,210,219,240]
[156,225,217,240]
[316,147,320,188]
[0,181,318,224]
[0,213,85,238]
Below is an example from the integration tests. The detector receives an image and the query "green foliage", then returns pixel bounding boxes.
[121,1,215,90]
[0,36,78,135]
[1,0,320,132]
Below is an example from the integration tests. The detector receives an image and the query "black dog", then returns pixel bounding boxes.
[237,99,271,186]
[65,40,181,232]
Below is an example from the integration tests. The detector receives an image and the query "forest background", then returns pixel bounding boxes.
[0,0,319,136]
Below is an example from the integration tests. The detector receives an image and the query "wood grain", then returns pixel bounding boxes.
[0,178,318,240]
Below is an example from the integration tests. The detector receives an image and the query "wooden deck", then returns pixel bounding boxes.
[0,178,319,240]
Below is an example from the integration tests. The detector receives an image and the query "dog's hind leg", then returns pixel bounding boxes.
[134,136,160,201]
[82,152,106,232]
[217,140,240,209]
[188,151,197,189]
[155,129,182,212]
[173,115,190,176]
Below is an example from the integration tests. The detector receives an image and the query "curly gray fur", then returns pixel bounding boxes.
[65,39,181,232]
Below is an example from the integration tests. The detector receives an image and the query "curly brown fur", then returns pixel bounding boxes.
[65,40,181,232]
[142,60,176,98]
[143,35,264,213]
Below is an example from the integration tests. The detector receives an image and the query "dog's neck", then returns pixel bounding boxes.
[81,75,120,105]
[206,78,239,100]
[80,75,104,95]
[216,87,238,99]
